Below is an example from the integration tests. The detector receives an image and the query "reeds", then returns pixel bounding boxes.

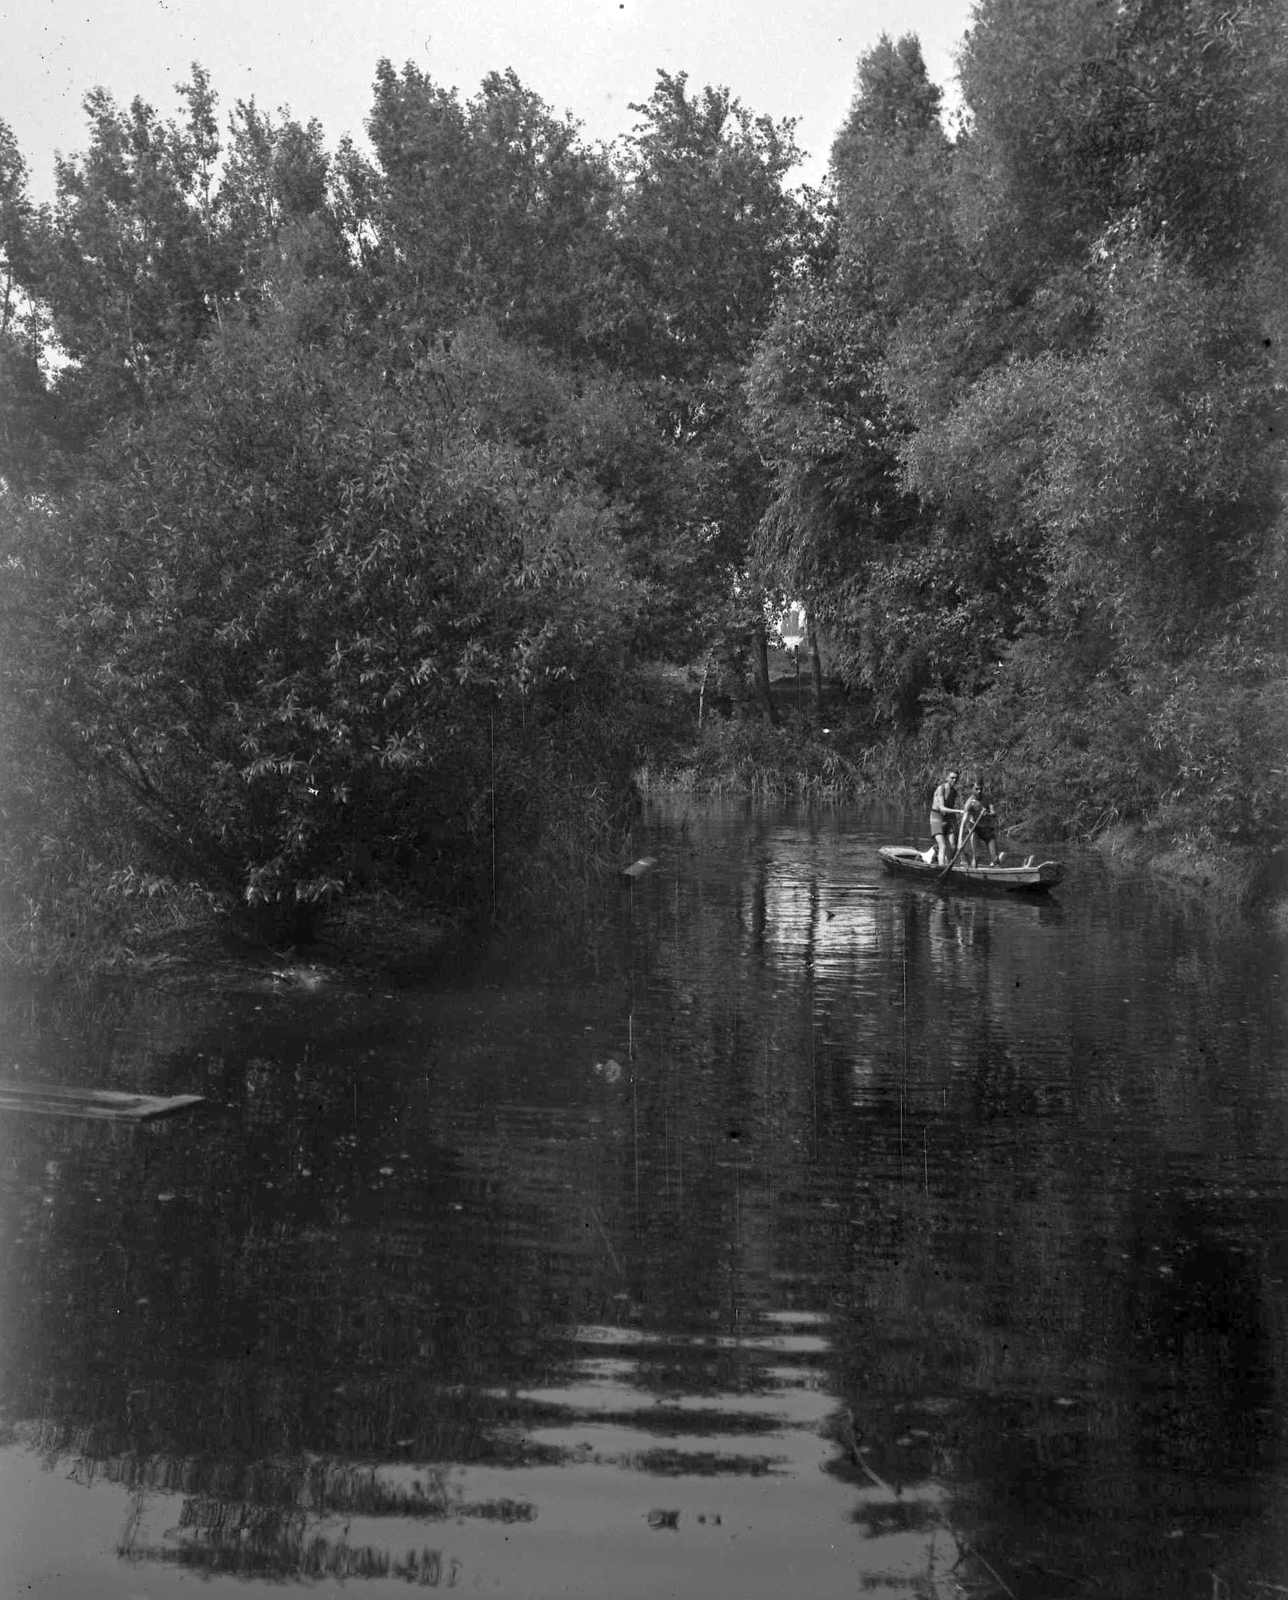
[634,718,931,805]
[0,856,223,977]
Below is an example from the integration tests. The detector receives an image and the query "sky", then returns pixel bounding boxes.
[6,0,975,199]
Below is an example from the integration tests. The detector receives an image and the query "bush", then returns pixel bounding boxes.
[926,636,1288,848]
[0,314,647,949]
[638,712,867,800]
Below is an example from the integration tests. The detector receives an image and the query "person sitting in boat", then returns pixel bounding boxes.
[929,769,962,865]
[961,775,1002,867]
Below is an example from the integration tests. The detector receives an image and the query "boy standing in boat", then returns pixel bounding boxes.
[930,769,962,865]
[961,775,1002,867]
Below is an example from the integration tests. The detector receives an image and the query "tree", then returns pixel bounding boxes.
[362,62,617,359]
[886,0,1288,834]
[748,36,972,723]
[0,291,647,930]
[605,72,805,385]
[901,0,1288,659]
[1052,0,1288,273]
[4,67,361,464]
[0,122,59,490]
[20,70,232,436]
[215,98,345,302]
[601,73,812,712]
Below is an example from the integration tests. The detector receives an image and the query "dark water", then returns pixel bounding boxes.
[1,799,1285,1599]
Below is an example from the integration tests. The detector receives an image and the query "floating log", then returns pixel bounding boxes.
[0,1083,205,1122]
[620,856,658,879]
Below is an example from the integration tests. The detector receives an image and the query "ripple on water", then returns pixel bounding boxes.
[0,800,1284,1597]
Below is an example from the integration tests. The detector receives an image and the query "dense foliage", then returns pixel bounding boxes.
[749,2,1288,851]
[0,64,804,943]
[3,2,1286,956]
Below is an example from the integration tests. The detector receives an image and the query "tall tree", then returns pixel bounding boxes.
[605,72,811,707]
[0,122,57,489]
[6,68,358,461]
[25,69,231,435]
[748,36,968,722]
[216,99,343,297]
[606,72,805,385]
[362,62,617,358]
[889,0,1288,835]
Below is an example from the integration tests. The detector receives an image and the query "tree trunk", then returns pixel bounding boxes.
[807,619,825,719]
[752,620,778,726]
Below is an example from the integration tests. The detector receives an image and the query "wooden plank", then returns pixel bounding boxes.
[0,1084,205,1121]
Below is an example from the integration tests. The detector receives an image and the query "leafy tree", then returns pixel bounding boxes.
[890,0,1288,835]
[2,66,359,469]
[0,121,35,328]
[19,70,232,434]
[214,98,346,303]
[830,33,959,312]
[748,279,919,624]
[362,63,617,359]
[605,72,805,384]
[953,0,1118,277]
[603,73,812,711]
[749,0,1287,837]
[748,36,966,722]
[900,0,1288,662]
[1050,0,1288,273]
[1,293,644,931]
[318,64,811,706]
[0,122,59,490]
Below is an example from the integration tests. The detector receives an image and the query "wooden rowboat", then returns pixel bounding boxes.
[878,845,1064,894]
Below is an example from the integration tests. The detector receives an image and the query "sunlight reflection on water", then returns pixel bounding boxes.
[0,797,1285,1596]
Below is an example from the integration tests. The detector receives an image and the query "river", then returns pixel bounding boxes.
[1,798,1285,1599]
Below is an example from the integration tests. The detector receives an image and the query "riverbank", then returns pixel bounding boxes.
[4,736,1281,986]
[634,716,908,803]
[1093,823,1288,920]
[0,888,456,991]
[637,718,1287,920]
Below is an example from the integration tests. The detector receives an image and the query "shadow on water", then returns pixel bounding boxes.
[0,796,1286,1597]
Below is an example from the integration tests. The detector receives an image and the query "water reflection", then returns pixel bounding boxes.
[1,797,1286,1597]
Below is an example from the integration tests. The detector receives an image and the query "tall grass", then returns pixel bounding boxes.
[636,716,888,803]
[0,850,222,975]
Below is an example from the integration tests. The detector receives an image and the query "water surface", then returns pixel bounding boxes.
[1,799,1285,1597]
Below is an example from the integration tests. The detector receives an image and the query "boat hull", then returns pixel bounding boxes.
[878,846,1064,893]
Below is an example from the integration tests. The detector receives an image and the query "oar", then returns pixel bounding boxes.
[936,807,980,882]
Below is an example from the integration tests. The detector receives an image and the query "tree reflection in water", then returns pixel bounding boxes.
[0,799,1285,1597]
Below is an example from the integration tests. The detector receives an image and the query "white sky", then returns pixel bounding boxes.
[6,0,974,200]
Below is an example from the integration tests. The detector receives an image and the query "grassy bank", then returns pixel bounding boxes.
[635,710,932,805]
[6,697,1281,980]
[0,870,459,988]
[1094,823,1287,916]
[635,711,1287,918]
